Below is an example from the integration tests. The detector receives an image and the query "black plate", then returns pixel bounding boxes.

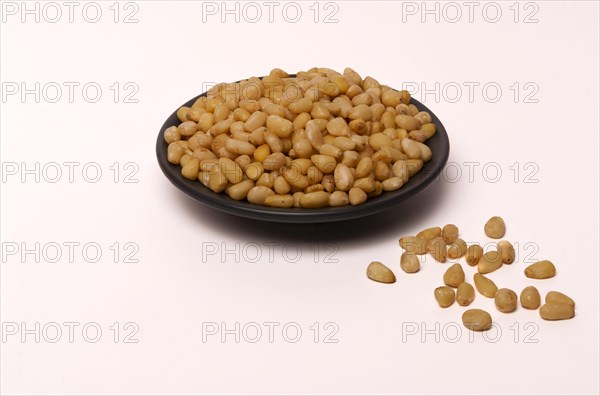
[156,83,450,223]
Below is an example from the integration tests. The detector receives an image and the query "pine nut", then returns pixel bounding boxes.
[524,260,556,279]
[264,194,294,208]
[434,286,455,308]
[427,237,447,263]
[448,238,467,259]
[329,191,350,207]
[497,240,515,264]
[367,261,396,284]
[462,309,492,331]
[263,152,286,171]
[540,303,575,321]
[442,224,459,244]
[443,264,465,287]
[382,177,404,191]
[520,286,541,309]
[164,126,180,144]
[474,273,498,298]
[300,191,331,208]
[484,216,506,239]
[478,251,503,274]
[349,187,367,205]
[247,186,275,204]
[334,164,354,191]
[399,236,427,255]
[395,115,421,131]
[466,244,483,266]
[546,291,575,307]
[400,252,420,273]
[416,227,441,242]
[456,282,475,306]
[495,288,518,313]
[181,157,200,180]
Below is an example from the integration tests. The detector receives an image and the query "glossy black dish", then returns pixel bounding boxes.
[157,84,450,223]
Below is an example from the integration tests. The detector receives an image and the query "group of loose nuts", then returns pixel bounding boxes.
[163,67,436,208]
[366,216,576,332]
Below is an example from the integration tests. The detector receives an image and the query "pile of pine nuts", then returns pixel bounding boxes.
[164,67,436,208]
[367,216,575,332]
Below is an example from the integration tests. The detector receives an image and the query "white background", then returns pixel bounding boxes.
[1,1,599,395]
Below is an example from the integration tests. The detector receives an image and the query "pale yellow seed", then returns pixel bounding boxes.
[163,126,180,144]
[300,191,331,208]
[520,286,541,309]
[329,191,349,207]
[524,260,556,279]
[442,224,459,244]
[427,237,447,263]
[374,161,390,181]
[465,244,483,266]
[247,186,275,204]
[178,121,197,137]
[400,252,420,273]
[369,133,392,150]
[219,158,243,184]
[334,163,354,192]
[395,115,421,131]
[207,166,227,193]
[177,106,190,123]
[401,138,421,159]
[322,175,335,193]
[311,154,337,174]
[353,177,376,193]
[244,111,267,132]
[225,139,255,156]
[274,176,291,195]
[484,216,506,239]
[448,238,467,259]
[264,194,294,208]
[254,144,271,163]
[326,117,351,137]
[293,139,313,159]
[355,157,374,179]
[474,273,498,298]
[546,291,575,307]
[289,97,313,113]
[292,192,304,207]
[497,240,515,264]
[319,144,343,160]
[478,251,503,274]
[434,286,455,308]
[349,187,367,205]
[443,264,465,288]
[181,157,200,180]
[382,177,404,191]
[416,227,441,242]
[462,309,492,331]
[456,282,475,306]
[263,152,287,171]
[540,303,575,320]
[168,142,186,165]
[399,236,427,255]
[245,162,264,180]
[495,288,518,313]
[367,261,396,284]
[333,136,355,151]
[226,180,255,201]
[348,104,372,121]
[266,114,294,138]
